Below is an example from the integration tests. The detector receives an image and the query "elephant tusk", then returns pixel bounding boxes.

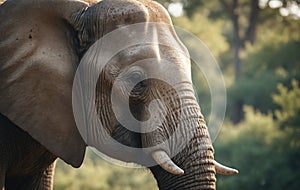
[213,160,239,175]
[152,150,184,175]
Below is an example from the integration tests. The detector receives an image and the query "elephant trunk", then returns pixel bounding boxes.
[141,83,216,189]
[142,81,237,189]
[150,113,216,190]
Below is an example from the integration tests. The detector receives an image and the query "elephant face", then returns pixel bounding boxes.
[0,0,237,189]
[75,0,195,160]
[74,0,196,162]
[73,0,238,189]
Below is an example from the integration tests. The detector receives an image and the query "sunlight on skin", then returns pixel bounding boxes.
[152,26,161,61]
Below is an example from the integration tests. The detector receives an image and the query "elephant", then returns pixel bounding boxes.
[0,0,238,189]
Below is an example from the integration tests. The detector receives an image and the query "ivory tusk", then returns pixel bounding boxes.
[152,150,184,175]
[213,160,239,175]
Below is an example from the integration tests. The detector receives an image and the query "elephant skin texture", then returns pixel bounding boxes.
[0,0,237,189]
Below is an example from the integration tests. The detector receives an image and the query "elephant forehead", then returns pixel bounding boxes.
[102,0,171,23]
[140,0,172,23]
[84,0,172,35]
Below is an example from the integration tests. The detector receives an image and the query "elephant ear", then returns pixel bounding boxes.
[0,0,88,167]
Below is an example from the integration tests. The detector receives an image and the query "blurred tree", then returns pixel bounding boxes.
[159,0,300,123]
[227,38,300,116]
[218,0,260,123]
[215,80,300,190]
[159,0,260,79]
[272,79,300,145]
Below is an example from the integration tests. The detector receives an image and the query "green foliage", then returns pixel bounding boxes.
[273,80,300,126]
[215,80,300,190]
[272,80,300,149]
[172,12,230,59]
[245,40,300,77]
[54,150,157,190]
[228,70,280,114]
[227,37,300,115]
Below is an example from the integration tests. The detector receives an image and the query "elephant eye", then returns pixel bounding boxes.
[128,71,144,84]
[132,72,143,81]
[127,71,147,90]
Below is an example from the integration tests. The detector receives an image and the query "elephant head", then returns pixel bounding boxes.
[0,0,237,189]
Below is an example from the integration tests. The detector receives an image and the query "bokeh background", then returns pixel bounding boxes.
[2,0,298,189]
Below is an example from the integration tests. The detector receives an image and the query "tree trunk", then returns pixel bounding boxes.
[219,0,260,123]
[245,0,259,44]
[231,0,244,123]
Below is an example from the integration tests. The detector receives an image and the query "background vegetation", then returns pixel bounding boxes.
[51,0,300,189]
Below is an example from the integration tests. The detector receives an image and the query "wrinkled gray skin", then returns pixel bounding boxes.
[0,0,235,189]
